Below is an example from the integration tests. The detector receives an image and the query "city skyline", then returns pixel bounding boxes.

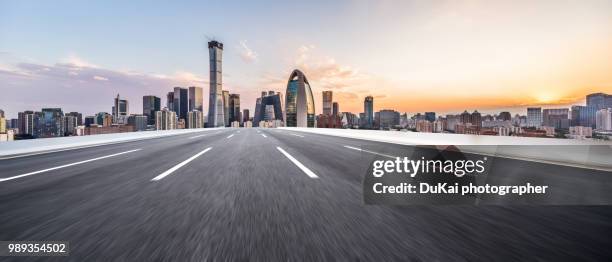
[2,1,612,118]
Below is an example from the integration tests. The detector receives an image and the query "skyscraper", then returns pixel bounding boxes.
[527,107,542,128]
[229,94,241,125]
[112,94,129,124]
[364,96,374,129]
[587,93,612,110]
[322,91,333,115]
[222,90,230,127]
[571,105,596,128]
[39,108,64,138]
[18,111,35,135]
[187,110,203,129]
[253,91,284,126]
[332,102,339,116]
[188,86,203,112]
[208,40,225,127]
[243,109,250,123]
[425,112,436,122]
[143,95,161,126]
[173,87,189,122]
[543,108,570,129]
[166,92,174,111]
[596,108,612,131]
[285,70,315,127]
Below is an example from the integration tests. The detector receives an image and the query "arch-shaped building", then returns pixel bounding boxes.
[285,69,315,127]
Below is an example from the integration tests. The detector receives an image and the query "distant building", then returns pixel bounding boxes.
[527,107,542,128]
[112,94,129,124]
[143,95,161,126]
[38,108,64,138]
[498,111,512,121]
[586,93,612,110]
[173,87,189,122]
[166,92,174,112]
[229,94,241,126]
[84,116,96,127]
[285,69,315,127]
[63,115,77,136]
[85,125,135,135]
[128,114,148,131]
[332,102,339,117]
[596,108,612,131]
[207,40,225,128]
[188,110,203,129]
[18,111,35,135]
[543,108,570,129]
[254,91,283,126]
[222,90,230,127]
[569,126,592,139]
[425,112,436,122]
[188,86,203,112]
[571,105,596,128]
[322,91,333,115]
[416,120,433,133]
[378,109,400,129]
[155,108,176,130]
[363,96,374,129]
[243,109,250,123]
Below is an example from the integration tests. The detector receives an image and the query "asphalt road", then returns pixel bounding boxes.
[0,128,611,261]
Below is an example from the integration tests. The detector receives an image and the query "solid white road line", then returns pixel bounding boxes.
[0,149,142,183]
[343,145,397,159]
[276,147,318,178]
[291,133,304,138]
[188,134,207,139]
[227,134,234,139]
[151,147,212,181]
[261,134,267,138]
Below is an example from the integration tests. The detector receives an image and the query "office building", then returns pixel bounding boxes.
[208,40,225,127]
[254,91,283,126]
[363,96,374,129]
[322,91,333,115]
[128,115,148,131]
[498,112,512,121]
[166,92,174,112]
[143,95,161,126]
[64,115,77,136]
[112,94,129,124]
[332,102,339,116]
[571,105,596,128]
[596,108,612,131]
[221,90,230,127]
[38,108,64,138]
[587,93,612,110]
[18,111,35,135]
[228,94,241,125]
[173,87,189,122]
[527,107,542,128]
[285,70,315,127]
[543,108,570,129]
[84,116,96,127]
[243,109,250,123]
[378,109,400,129]
[188,86,203,112]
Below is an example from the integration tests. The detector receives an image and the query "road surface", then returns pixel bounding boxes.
[1,128,611,261]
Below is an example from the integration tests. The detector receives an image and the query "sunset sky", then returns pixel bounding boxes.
[1,0,612,118]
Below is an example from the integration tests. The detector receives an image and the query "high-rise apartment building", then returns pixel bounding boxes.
[543,108,570,129]
[587,93,612,110]
[187,110,203,129]
[208,40,225,127]
[156,108,176,130]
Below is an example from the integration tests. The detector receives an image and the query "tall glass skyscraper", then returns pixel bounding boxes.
[188,86,203,112]
[143,95,160,125]
[173,87,188,122]
[207,41,225,127]
[364,96,374,129]
[322,91,333,116]
[285,69,315,127]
